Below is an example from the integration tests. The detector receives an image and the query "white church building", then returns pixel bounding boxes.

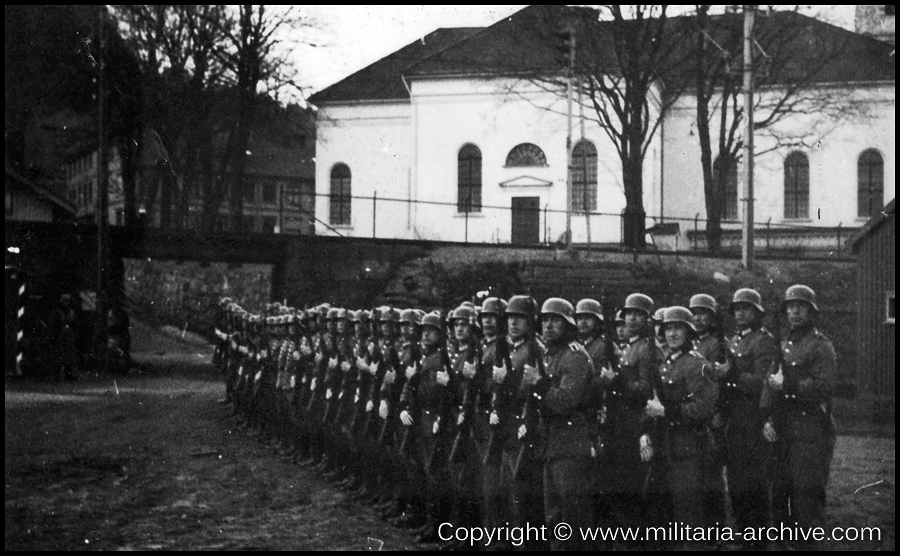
[310,5,894,250]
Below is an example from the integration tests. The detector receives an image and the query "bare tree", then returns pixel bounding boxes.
[496,6,694,249]
[113,5,306,232]
[691,7,879,253]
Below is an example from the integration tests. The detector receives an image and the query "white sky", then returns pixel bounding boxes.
[287,5,858,103]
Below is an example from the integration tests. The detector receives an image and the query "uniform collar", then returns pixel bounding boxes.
[627,335,643,345]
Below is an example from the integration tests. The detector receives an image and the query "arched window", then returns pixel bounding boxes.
[505,143,547,167]
[714,155,739,221]
[329,164,351,226]
[784,152,809,219]
[457,144,482,213]
[858,149,884,218]
[571,140,597,212]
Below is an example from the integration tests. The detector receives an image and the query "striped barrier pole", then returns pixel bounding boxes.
[16,281,25,376]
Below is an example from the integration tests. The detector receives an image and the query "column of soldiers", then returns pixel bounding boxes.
[212,283,835,550]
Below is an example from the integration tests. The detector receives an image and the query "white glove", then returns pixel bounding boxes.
[368,342,377,356]
[462,361,477,380]
[645,391,665,418]
[601,365,616,381]
[314,352,323,364]
[522,364,540,386]
[366,400,374,413]
[639,434,654,462]
[405,365,418,380]
[292,350,301,361]
[457,413,465,426]
[383,370,396,385]
[368,360,379,376]
[492,364,508,384]
[379,400,388,419]
[340,360,351,372]
[356,356,369,372]
[254,370,262,382]
[328,357,338,370]
[436,370,450,386]
[354,391,360,404]
[400,410,413,427]
[325,389,333,400]
[301,344,312,356]
[433,419,440,435]
[762,421,778,443]
[489,411,499,426]
[310,377,317,392]
[518,424,527,440]
[768,366,785,392]
[290,375,296,388]
[237,365,244,377]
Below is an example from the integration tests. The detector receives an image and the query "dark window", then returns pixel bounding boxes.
[858,149,884,218]
[261,216,277,233]
[714,155,739,221]
[262,182,277,204]
[784,152,809,219]
[505,143,547,167]
[243,182,255,203]
[458,144,482,213]
[571,140,597,212]
[330,164,351,226]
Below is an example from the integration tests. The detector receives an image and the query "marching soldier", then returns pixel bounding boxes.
[723,288,778,548]
[644,306,717,540]
[521,298,595,551]
[765,285,836,549]
[613,309,629,352]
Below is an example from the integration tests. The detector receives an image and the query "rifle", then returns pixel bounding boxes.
[483,336,514,466]
[641,331,662,501]
[396,353,423,458]
[375,340,403,446]
[428,346,455,471]
[513,342,545,480]
[447,342,482,463]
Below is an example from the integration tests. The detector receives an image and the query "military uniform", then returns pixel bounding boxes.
[723,325,778,534]
[655,346,717,528]
[533,338,595,551]
[769,325,836,533]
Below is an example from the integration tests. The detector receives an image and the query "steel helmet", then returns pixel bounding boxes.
[371,307,383,322]
[421,311,444,331]
[451,305,479,325]
[348,310,362,323]
[624,293,654,317]
[480,297,507,318]
[541,297,576,326]
[689,294,718,315]
[506,295,538,318]
[662,306,696,333]
[576,298,604,321]
[381,307,401,323]
[730,288,765,314]
[358,309,372,323]
[652,307,667,323]
[782,284,819,313]
[266,316,276,326]
[400,308,423,326]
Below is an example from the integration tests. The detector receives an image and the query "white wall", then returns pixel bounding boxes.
[663,83,895,231]
[314,102,414,238]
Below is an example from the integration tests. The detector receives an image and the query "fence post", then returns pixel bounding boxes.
[372,191,377,238]
[693,213,699,251]
[766,217,772,253]
[837,222,842,251]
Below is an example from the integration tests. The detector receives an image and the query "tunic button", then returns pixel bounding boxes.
[785,349,790,353]
[567,421,572,426]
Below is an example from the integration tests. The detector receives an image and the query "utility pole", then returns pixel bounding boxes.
[741,5,755,270]
[564,29,575,250]
[97,5,110,372]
